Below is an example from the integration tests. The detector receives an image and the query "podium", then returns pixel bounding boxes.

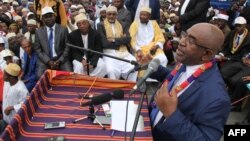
[0,70,153,141]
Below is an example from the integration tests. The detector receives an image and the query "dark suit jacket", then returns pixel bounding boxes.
[178,0,210,31]
[150,64,231,141]
[117,7,133,32]
[68,28,102,67]
[97,22,131,50]
[221,30,250,61]
[34,23,72,77]
[125,0,160,21]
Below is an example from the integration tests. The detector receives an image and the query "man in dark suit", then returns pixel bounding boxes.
[227,0,250,29]
[125,0,160,21]
[171,0,210,31]
[217,17,250,92]
[68,13,107,77]
[149,23,230,141]
[113,0,133,32]
[34,6,72,78]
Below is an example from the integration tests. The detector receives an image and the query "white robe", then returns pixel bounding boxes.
[2,80,29,124]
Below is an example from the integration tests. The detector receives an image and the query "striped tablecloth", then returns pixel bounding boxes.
[0,70,153,141]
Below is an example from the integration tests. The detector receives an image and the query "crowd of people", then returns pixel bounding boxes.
[0,0,249,140]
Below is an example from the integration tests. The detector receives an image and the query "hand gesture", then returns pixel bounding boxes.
[154,81,178,117]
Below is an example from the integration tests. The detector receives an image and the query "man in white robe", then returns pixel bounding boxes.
[0,63,28,133]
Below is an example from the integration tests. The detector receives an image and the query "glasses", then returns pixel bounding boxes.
[180,31,213,51]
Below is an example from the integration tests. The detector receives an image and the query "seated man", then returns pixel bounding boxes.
[217,17,250,93]
[34,7,72,78]
[0,63,29,133]
[149,23,230,141]
[129,7,167,70]
[68,13,107,77]
[0,49,19,71]
[20,39,38,92]
[97,6,138,81]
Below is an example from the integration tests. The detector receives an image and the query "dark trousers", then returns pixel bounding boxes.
[220,61,250,91]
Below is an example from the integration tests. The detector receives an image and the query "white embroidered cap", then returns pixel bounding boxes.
[41,6,54,15]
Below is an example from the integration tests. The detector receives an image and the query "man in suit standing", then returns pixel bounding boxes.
[113,0,132,32]
[125,0,160,21]
[68,13,107,77]
[149,23,231,141]
[171,0,210,31]
[34,6,72,78]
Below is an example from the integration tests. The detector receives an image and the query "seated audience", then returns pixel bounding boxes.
[20,39,38,92]
[97,6,138,81]
[0,63,28,133]
[68,13,107,77]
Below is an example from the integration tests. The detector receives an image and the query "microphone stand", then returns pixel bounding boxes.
[129,89,147,141]
[72,105,106,130]
[67,43,139,66]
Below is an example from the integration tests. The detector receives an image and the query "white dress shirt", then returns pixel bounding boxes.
[180,0,191,15]
[153,64,202,127]
[2,81,29,124]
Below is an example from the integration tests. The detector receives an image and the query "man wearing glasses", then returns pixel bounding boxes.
[148,23,231,141]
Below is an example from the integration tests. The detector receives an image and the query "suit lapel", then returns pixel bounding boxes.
[54,24,59,53]
[42,26,49,54]
[178,64,215,104]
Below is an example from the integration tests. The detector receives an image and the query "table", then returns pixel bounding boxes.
[0,70,153,141]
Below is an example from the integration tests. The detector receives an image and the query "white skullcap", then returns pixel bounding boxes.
[169,13,176,18]
[27,19,37,25]
[3,0,9,3]
[106,5,117,13]
[175,2,180,6]
[14,15,22,21]
[100,5,107,12]
[22,8,29,12]
[77,4,83,9]
[234,16,247,24]
[78,8,86,14]
[217,13,229,21]
[12,1,19,6]
[41,7,54,15]
[6,32,16,39]
[1,49,14,58]
[70,5,78,9]
[140,6,151,14]
[212,16,218,20]
[27,12,34,17]
[74,13,88,24]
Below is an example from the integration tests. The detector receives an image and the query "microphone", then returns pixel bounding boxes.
[130,58,160,94]
[81,89,124,106]
[83,89,124,99]
[67,43,139,66]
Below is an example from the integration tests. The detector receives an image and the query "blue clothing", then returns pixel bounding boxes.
[125,0,160,21]
[22,52,38,92]
[150,64,231,141]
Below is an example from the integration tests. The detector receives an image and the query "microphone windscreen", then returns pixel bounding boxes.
[92,93,112,105]
[112,89,124,99]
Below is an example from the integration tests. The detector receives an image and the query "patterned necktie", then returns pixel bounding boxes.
[49,27,53,59]
[150,65,186,126]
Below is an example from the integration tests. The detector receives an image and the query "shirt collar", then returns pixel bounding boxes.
[46,24,56,31]
[185,64,203,75]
